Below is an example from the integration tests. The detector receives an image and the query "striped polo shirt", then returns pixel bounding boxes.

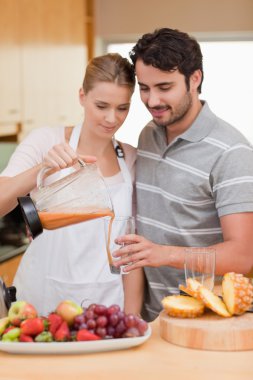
[136,101,253,321]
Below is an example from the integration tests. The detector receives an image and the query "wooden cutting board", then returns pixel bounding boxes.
[159,309,253,351]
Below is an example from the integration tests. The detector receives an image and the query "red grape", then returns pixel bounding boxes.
[96,327,107,338]
[124,314,137,328]
[74,314,85,325]
[106,325,115,338]
[70,303,148,339]
[85,310,95,320]
[94,304,107,315]
[123,327,141,338]
[107,304,121,315]
[137,319,148,335]
[86,319,96,329]
[109,313,119,326]
[114,320,126,338]
[96,315,108,327]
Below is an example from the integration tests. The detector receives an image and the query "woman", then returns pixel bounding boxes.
[0,53,143,316]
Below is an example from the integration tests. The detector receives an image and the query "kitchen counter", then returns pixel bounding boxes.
[0,317,253,380]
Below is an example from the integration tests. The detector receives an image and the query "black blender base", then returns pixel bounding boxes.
[17,196,43,239]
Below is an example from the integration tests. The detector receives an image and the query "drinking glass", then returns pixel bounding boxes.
[184,247,216,290]
[104,216,135,275]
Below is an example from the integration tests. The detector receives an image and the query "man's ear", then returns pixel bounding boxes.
[79,87,85,106]
[190,69,202,91]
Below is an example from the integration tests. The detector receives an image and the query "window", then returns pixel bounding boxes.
[108,41,253,147]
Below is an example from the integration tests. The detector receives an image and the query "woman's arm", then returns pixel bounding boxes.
[0,165,42,216]
[123,268,144,316]
[0,140,97,217]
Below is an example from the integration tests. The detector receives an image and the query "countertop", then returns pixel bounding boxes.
[0,317,253,380]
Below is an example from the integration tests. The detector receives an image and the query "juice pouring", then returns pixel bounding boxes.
[38,208,115,229]
[18,162,114,238]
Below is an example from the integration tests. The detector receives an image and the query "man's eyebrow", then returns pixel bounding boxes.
[138,81,173,87]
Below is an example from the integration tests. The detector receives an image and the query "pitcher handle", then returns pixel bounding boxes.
[37,159,86,189]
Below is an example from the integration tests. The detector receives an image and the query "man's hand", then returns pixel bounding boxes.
[113,234,167,272]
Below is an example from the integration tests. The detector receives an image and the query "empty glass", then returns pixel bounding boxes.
[104,216,135,275]
[184,247,216,290]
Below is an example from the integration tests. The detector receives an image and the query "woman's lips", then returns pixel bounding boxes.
[101,125,116,133]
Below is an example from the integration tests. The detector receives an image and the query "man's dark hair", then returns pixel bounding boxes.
[130,28,204,93]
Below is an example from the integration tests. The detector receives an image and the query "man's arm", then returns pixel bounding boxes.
[113,212,253,276]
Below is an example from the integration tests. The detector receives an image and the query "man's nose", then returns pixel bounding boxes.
[147,91,160,108]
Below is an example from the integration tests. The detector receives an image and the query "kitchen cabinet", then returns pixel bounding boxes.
[0,0,88,138]
[0,253,23,286]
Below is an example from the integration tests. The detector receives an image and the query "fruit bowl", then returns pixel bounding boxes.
[0,325,152,355]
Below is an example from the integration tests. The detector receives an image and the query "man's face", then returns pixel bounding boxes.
[135,59,195,128]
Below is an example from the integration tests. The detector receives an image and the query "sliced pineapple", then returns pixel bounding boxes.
[179,283,196,297]
[222,272,253,315]
[198,286,231,317]
[162,295,205,318]
[185,278,203,299]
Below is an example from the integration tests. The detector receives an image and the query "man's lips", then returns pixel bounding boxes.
[148,107,170,117]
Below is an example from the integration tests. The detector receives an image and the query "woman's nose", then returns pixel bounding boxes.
[105,109,117,124]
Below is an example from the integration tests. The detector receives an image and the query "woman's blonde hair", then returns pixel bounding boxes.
[82,53,135,94]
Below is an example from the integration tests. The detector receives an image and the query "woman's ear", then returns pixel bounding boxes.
[79,87,85,106]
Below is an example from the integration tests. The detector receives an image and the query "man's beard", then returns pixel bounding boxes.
[150,91,193,128]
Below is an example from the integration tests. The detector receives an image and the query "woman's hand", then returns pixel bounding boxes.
[42,143,97,171]
[112,234,167,272]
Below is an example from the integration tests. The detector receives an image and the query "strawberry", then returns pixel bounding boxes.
[48,313,63,336]
[54,321,70,342]
[20,318,44,336]
[76,329,101,341]
[19,333,34,342]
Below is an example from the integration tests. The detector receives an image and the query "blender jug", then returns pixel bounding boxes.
[18,160,113,239]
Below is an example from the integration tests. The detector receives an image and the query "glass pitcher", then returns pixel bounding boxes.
[18,160,114,239]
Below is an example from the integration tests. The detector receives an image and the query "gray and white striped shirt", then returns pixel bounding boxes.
[137,102,253,321]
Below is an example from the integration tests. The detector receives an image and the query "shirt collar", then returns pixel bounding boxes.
[179,101,215,142]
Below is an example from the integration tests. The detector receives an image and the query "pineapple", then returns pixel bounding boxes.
[198,286,231,317]
[162,295,205,318]
[185,278,202,299]
[222,272,253,315]
[178,284,196,297]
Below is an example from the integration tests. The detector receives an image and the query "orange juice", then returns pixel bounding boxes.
[38,208,115,266]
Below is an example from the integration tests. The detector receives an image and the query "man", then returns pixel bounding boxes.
[113,28,253,321]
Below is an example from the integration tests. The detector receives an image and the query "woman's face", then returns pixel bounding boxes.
[79,81,132,139]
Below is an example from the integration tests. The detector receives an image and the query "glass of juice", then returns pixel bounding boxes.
[104,216,135,275]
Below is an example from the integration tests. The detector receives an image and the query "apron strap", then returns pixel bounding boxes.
[69,124,82,150]
[112,138,132,186]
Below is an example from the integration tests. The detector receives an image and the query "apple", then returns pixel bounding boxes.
[2,327,21,342]
[8,301,38,326]
[0,317,10,335]
[56,300,83,326]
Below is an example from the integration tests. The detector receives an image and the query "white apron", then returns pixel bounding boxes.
[14,125,133,315]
